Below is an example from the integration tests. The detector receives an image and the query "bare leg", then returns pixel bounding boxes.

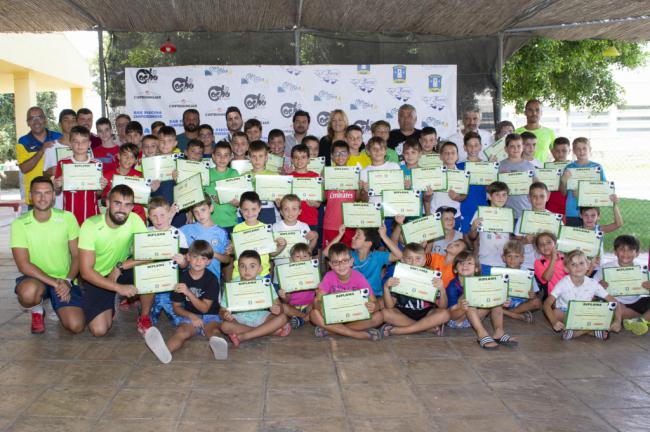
[56,306,86,334]
[15,279,45,308]
[166,323,195,353]
[503,298,542,321]
[386,308,451,336]
[203,321,223,338]
[553,309,587,338]
[282,304,310,321]
[466,307,496,347]
[310,309,378,340]
[238,313,287,342]
[139,293,155,317]
[87,309,114,337]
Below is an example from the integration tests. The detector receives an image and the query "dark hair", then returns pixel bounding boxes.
[525,99,541,110]
[613,235,640,252]
[192,193,213,211]
[225,106,242,118]
[437,206,458,216]
[30,175,54,190]
[186,139,203,151]
[214,141,232,153]
[76,107,92,116]
[463,131,481,145]
[453,250,479,274]
[301,135,319,145]
[148,196,171,211]
[183,108,199,117]
[119,143,139,159]
[402,137,422,152]
[403,242,425,255]
[345,125,363,135]
[358,228,381,250]
[438,141,458,154]
[552,137,570,147]
[534,232,557,250]
[249,140,268,153]
[70,125,91,139]
[239,249,262,264]
[188,239,214,259]
[125,121,143,135]
[495,120,514,136]
[58,109,76,123]
[291,144,309,158]
[366,136,385,150]
[198,124,213,134]
[142,134,159,144]
[293,110,310,123]
[290,242,311,257]
[505,133,522,147]
[579,206,600,216]
[240,191,262,207]
[529,181,549,194]
[328,243,351,258]
[108,184,134,200]
[520,131,537,142]
[95,117,111,128]
[115,113,131,122]
[158,125,177,137]
[244,118,262,131]
[487,181,509,195]
[267,129,286,142]
[420,126,438,137]
[151,121,165,131]
[232,131,249,142]
[331,140,349,153]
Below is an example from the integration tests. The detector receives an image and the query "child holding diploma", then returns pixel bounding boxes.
[151,126,187,228]
[424,141,464,229]
[543,250,622,340]
[359,137,403,205]
[500,239,541,324]
[447,251,517,349]
[514,182,553,270]
[272,194,318,266]
[53,126,108,225]
[101,143,147,223]
[249,140,281,225]
[322,141,359,248]
[135,134,159,172]
[533,232,568,298]
[204,141,240,235]
[579,204,624,274]
[545,137,571,219]
[154,240,228,363]
[221,250,291,347]
[380,243,450,336]
[559,137,607,227]
[310,243,384,341]
[594,235,650,335]
[457,131,488,233]
[370,120,400,163]
[180,194,231,282]
[466,181,512,275]
[324,225,402,303]
[288,144,321,231]
[400,138,422,189]
[277,243,315,328]
[497,133,537,219]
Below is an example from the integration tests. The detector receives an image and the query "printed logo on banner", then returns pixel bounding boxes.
[280,102,302,118]
[204,107,227,119]
[284,67,302,76]
[353,119,372,134]
[315,69,340,84]
[351,78,376,93]
[357,65,371,74]
[133,90,162,100]
[135,68,158,84]
[208,85,230,101]
[316,111,330,127]
[313,91,339,102]
[241,73,266,85]
[171,77,194,93]
[422,117,447,128]
[244,94,267,110]
[387,87,412,102]
[393,65,407,83]
[350,99,376,111]
[428,74,442,92]
[386,107,399,119]
[168,98,198,109]
[277,82,301,93]
[422,95,447,111]
[132,110,162,120]
[204,66,230,76]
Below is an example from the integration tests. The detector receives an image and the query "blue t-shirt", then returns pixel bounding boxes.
[457,161,488,233]
[564,161,606,218]
[180,223,230,280]
[446,277,464,307]
[351,250,391,297]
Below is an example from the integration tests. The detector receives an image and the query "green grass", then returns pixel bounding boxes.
[600,198,650,252]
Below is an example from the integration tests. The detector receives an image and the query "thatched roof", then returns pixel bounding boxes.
[1,0,649,41]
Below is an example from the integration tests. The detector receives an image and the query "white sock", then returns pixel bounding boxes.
[31,303,44,314]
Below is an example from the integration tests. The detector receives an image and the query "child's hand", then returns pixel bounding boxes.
[190,315,204,329]
[394,215,406,225]
[448,190,458,200]
[610,194,619,205]
[528,290,536,299]
[116,284,138,298]
[53,176,63,190]
[404,179,412,190]
[359,180,369,192]
[366,301,377,313]
[642,281,650,290]
[610,321,622,333]
[423,186,434,200]
[552,321,565,332]
[471,217,483,230]
[229,198,240,207]
[224,244,233,256]
[338,225,346,236]
[223,310,235,322]
[599,280,609,289]
[175,283,190,296]
[385,277,399,288]
[561,169,572,183]
[525,234,535,244]
[150,180,161,192]
[378,225,387,237]
[173,253,187,267]
[503,299,512,308]
[305,231,317,241]
[171,169,178,181]
[270,304,281,315]
[278,289,287,300]
[488,155,498,163]
[433,278,443,289]
[276,237,287,250]
[460,299,469,311]
[99,176,108,190]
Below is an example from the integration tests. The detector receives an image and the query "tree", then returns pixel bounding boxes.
[0,92,58,161]
[503,37,647,113]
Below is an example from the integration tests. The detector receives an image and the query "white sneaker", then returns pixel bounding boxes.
[209,336,228,360]
[144,327,172,364]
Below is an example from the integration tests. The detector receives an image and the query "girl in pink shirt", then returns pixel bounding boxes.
[534,232,568,297]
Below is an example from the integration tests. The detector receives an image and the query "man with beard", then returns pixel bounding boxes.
[284,110,311,158]
[225,106,243,142]
[78,184,147,337]
[387,104,421,157]
[515,99,556,163]
[76,108,103,149]
[176,109,200,151]
[11,176,85,334]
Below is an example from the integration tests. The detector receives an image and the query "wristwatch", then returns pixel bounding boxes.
[116,261,125,271]
[65,278,73,286]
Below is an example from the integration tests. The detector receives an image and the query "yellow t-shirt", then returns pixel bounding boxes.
[347,151,371,169]
[17,130,62,204]
[231,221,271,279]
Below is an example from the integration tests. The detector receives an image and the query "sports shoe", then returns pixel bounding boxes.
[31,311,45,334]
[144,327,172,364]
[290,316,305,329]
[137,315,153,336]
[624,318,649,336]
[209,336,228,360]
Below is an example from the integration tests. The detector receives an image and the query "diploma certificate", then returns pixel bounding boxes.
[381,190,422,217]
[142,154,176,181]
[557,226,602,258]
[411,167,447,191]
[173,174,205,210]
[519,210,562,236]
[134,260,179,294]
[292,177,324,201]
[272,229,309,260]
[223,278,274,312]
[445,169,470,194]
[231,224,276,257]
[342,202,382,228]
[322,289,371,325]
[536,168,562,192]
[254,175,293,201]
[215,174,253,204]
[566,167,601,191]
[265,153,285,173]
[307,157,326,174]
[367,169,405,196]
[498,170,535,196]
[276,259,320,293]
[112,175,151,205]
[176,159,211,186]
[577,181,615,207]
[323,166,360,190]
[477,206,514,233]
[483,137,507,162]
[490,267,534,299]
[418,153,444,169]
[564,301,616,331]
[231,159,253,175]
[464,275,509,308]
[603,266,649,297]
[401,214,445,244]
[133,229,180,260]
[466,161,499,186]
[391,262,440,302]
[62,162,103,191]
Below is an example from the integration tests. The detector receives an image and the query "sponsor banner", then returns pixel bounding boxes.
[126,65,457,139]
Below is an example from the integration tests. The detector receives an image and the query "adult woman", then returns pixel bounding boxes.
[319,109,348,165]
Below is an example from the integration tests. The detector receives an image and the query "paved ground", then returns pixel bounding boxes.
[1,209,650,432]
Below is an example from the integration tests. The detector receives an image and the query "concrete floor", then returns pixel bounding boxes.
[1,212,650,431]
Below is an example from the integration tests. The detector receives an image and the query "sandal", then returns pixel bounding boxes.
[228,333,241,348]
[522,311,534,325]
[274,323,292,337]
[623,318,649,336]
[496,334,518,347]
[594,330,609,341]
[314,326,329,338]
[478,336,499,350]
[562,329,574,340]
[379,323,394,338]
[367,328,383,342]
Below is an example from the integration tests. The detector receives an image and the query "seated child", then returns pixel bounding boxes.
[310,243,384,340]
[543,249,622,340]
[277,243,315,329]
[447,251,518,349]
[500,239,542,324]
[381,243,450,336]
[533,232,568,298]
[221,250,291,346]
[149,240,228,363]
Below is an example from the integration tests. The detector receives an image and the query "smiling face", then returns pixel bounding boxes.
[291,150,309,171]
[580,208,600,229]
[503,251,524,269]
[440,144,458,167]
[366,142,386,165]
[293,115,309,135]
[59,114,77,135]
[464,138,482,159]
[268,136,285,156]
[280,199,301,224]
[456,256,477,277]
[565,254,589,278]
[148,206,172,230]
[402,249,426,267]
[107,193,134,226]
[246,126,262,142]
[330,112,347,134]
[142,137,158,157]
[535,234,556,257]
[30,181,55,211]
[551,143,570,162]
[572,140,591,163]
[328,250,354,279]
[488,190,509,208]
[529,187,549,211]
[239,199,261,222]
[27,108,46,135]
[76,113,93,130]
[158,135,177,154]
[226,112,243,133]
[505,138,523,160]
[524,101,541,124]
[615,245,639,267]
[96,123,112,142]
[331,146,350,166]
[462,111,480,132]
[118,150,136,171]
[231,136,249,158]
[402,146,420,166]
[304,139,319,158]
[212,147,232,169]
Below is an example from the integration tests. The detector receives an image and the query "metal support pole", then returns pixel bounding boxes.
[294,29,301,65]
[98,28,106,117]
[495,32,504,125]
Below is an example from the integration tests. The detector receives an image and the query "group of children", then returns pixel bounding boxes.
[30,109,649,363]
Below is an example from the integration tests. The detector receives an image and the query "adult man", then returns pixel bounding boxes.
[388,104,421,156]
[17,106,62,205]
[225,106,243,142]
[176,108,200,151]
[78,184,147,337]
[447,106,495,162]
[515,99,556,163]
[284,110,311,158]
[115,113,131,144]
[76,108,102,149]
[11,176,84,334]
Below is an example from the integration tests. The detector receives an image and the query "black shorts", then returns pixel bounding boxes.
[625,297,650,315]
[82,280,116,324]
[396,306,432,321]
[117,268,134,285]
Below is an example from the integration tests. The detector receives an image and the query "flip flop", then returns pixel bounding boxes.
[367,328,383,342]
[478,336,498,350]
[274,323,292,337]
[522,311,534,324]
[562,329,574,340]
[496,334,518,347]
[144,327,172,364]
[209,336,228,360]
[314,326,328,338]
[228,333,241,348]
[379,323,394,338]
[594,330,609,341]
[624,318,649,336]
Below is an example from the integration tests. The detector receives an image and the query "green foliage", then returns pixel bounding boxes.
[504,38,647,112]
[0,92,58,162]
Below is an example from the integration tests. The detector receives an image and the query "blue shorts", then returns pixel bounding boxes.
[150,292,180,325]
[480,264,492,276]
[507,297,528,309]
[15,276,83,311]
[173,314,222,336]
